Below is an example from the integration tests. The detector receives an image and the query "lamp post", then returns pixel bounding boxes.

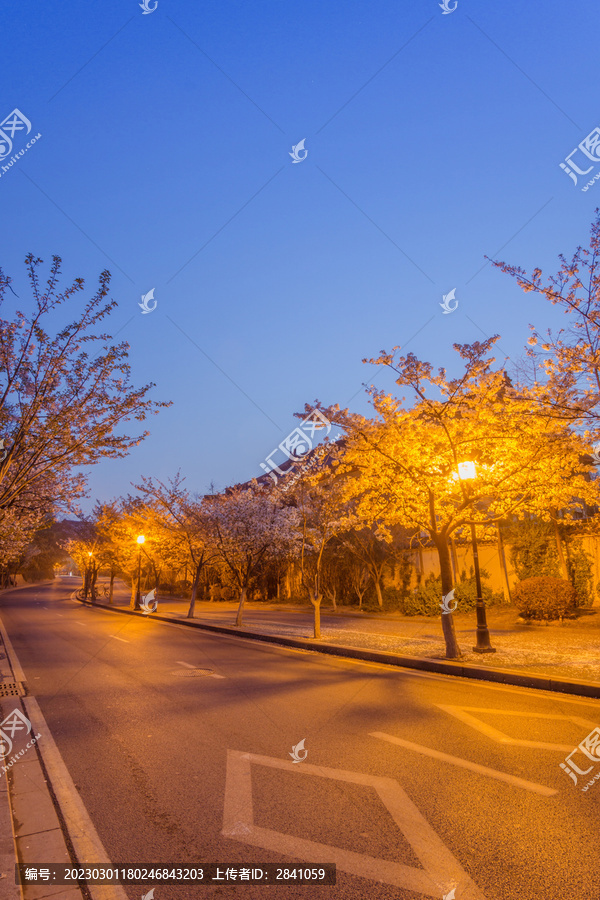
[135,535,145,609]
[87,551,93,599]
[458,462,496,654]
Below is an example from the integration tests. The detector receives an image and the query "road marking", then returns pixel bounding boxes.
[370,732,557,797]
[177,660,225,678]
[221,749,487,897]
[22,696,129,900]
[437,705,596,751]
[75,622,86,626]
[110,636,129,643]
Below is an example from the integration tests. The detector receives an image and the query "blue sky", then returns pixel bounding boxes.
[1,0,599,510]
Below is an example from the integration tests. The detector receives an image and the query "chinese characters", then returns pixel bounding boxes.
[259,409,331,484]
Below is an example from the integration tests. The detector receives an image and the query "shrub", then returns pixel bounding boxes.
[565,540,594,607]
[506,519,559,581]
[512,576,576,621]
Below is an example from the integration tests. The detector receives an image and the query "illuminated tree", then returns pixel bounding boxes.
[323,338,593,658]
[206,483,300,626]
[135,474,219,618]
[286,456,354,639]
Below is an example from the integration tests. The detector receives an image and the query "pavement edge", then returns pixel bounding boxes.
[0,614,128,900]
[73,594,600,700]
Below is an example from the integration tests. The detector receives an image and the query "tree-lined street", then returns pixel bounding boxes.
[1,579,598,899]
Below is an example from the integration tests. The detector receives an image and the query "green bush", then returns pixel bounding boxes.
[400,568,500,617]
[506,519,559,581]
[512,576,576,621]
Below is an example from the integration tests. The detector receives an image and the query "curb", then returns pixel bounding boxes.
[74,595,600,700]
[0,614,128,900]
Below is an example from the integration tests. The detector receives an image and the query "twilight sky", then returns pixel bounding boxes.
[1,0,599,511]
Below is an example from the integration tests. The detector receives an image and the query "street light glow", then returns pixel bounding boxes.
[137,535,145,545]
[458,461,477,480]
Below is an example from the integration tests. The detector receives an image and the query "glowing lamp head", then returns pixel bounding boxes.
[458,461,477,481]
[136,535,145,545]
[88,551,93,557]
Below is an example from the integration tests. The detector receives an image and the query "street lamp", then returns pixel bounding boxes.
[458,462,496,654]
[135,535,145,609]
[87,551,93,599]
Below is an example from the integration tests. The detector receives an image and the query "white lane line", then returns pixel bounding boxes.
[75,622,86,626]
[110,636,129,643]
[222,749,487,897]
[176,660,225,679]
[370,732,557,797]
[22,696,129,900]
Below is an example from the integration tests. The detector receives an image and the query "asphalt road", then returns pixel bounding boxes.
[1,578,599,900]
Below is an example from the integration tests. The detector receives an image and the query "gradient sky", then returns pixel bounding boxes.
[1,0,599,511]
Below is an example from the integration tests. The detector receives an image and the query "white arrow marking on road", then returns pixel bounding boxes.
[176,660,225,678]
[437,706,596,751]
[370,733,557,797]
[221,749,487,897]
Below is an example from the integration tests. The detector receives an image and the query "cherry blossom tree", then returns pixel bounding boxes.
[206,483,300,626]
[321,338,594,658]
[135,474,220,618]
[0,255,169,521]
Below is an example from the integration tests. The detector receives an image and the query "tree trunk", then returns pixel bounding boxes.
[374,580,384,607]
[311,593,322,638]
[496,524,512,603]
[330,586,337,610]
[449,536,459,583]
[417,546,424,578]
[90,569,98,603]
[552,516,569,580]
[130,573,140,610]
[235,585,247,626]
[187,562,202,618]
[435,536,462,659]
[109,570,115,604]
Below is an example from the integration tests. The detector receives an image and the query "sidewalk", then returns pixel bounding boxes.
[86,586,600,696]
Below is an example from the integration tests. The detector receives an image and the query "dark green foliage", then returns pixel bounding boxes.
[386,567,501,616]
[512,576,576,620]
[565,540,593,607]
[506,519,559,581]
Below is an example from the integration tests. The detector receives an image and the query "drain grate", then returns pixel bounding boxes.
[0,682,23,697]
[170,668,213,677]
